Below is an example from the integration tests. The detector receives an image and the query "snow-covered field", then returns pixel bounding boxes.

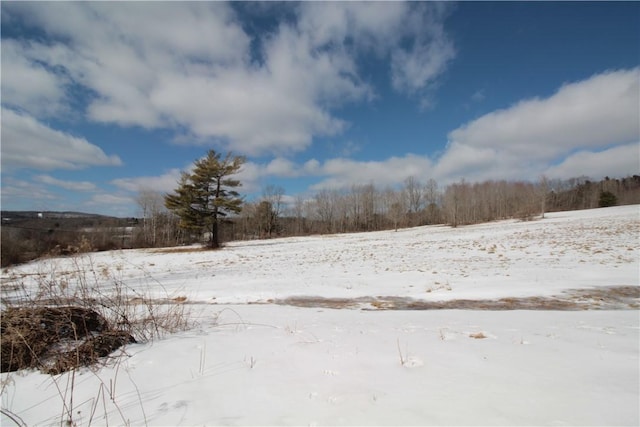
[2,205,639,426]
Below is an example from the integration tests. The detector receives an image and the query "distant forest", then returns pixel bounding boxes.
[2,175,639,267]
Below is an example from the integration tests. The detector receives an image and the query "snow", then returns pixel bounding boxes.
[2,205,639,426]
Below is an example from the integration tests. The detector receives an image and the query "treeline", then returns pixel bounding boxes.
[113,174,640,247]
[230,175,639,239]
[229,175,640,239]
[546,175,640,211]
[3,175,639,267]
[1,215,136,267]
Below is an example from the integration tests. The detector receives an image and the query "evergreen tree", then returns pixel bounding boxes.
[598,190,618,208]
[165,150,245,248]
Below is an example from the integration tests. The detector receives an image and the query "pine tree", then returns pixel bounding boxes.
[598,190,617,208]
[165,150,245,248]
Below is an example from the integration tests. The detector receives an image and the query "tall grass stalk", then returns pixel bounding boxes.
[1,254,193,426]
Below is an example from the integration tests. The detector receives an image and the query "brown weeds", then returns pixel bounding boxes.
[469,332,487,339]
[1,255,194,374]
[275,286,640,311]
[1,306,135,374]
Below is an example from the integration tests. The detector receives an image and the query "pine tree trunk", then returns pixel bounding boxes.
[212,179,221,249]
[211,219,219,249]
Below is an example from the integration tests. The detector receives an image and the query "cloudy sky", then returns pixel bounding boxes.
[1,2,638,216]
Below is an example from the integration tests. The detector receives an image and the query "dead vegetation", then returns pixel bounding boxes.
[150,245,209,254]
[1,306,135,374]
[1,256,193,375]
[275,286,640,311]
[469,332,488,339]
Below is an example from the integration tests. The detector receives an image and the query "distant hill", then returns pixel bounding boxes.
[1,211,139,267]
[1,211,124,221]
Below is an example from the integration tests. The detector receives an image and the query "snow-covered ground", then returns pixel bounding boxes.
[2,205,639,426]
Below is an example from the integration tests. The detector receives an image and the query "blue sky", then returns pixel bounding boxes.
[1,1,638,217]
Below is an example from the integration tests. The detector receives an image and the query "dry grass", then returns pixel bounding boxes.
[1,255,195,426]
[276,296,366,309]
[150,246,208,254]
[275,286,640,311]
[469,332,487,339]
[1,255,194,374]
[1,306,134,374]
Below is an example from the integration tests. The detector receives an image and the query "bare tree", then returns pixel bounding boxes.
[443,179,467,227]
[334,192,350,233]
[404,176,422,212]
[347,185,362,231]
[314,189,336,233]
[135,188,182,247]
[538,175,549,218]
[256,200,274,238]
[360,183,376,231]
[261,185,285,238]
[423,178,440,224]
[237,201,257,239]
[384,188,407,231]
[288,194,305,235]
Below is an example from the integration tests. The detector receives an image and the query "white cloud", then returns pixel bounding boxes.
[287,69,639,190]
[471,90,485,103]
[235,159,306,193]
[437,68,640,181]
[391,35,454,94]
[390,3,455,95]
[543,143,640,180]
[239,154,432,195]
[303,159,321,174]
[1,108,123,171]
[0,177,59,207]
[434,142,503,182]
[213,154,435,195]
[300,1,455,106]
[2,2,454,156]
[0,40,68,118]
[310,155,434,190]
[234,162,264,194]
[150,65,350,154]
[86,193,134,207]
[111,169,183,194]
[298,2,406,54]
[111,159,289,198]
[265,158,299,177]
[35,175,97,192]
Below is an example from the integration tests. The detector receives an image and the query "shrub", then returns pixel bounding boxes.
[1,306,135,374]
[598,191,618,207]
[1,255,193,374]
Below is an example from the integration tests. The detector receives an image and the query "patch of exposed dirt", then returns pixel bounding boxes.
[150,246,209,254]
[275,286,640,311]
[1,306,135,374]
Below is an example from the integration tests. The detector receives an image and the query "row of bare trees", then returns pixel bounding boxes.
[133,189,190,247]
[235,177,540,239]
[6,175,630,266]
[1,215,134,267]
[442,179,544,227]
[133,175,640,247]
[545,175,640,211]
[233,180,439,240]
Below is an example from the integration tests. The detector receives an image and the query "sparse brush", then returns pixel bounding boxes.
[1,254,192,426]
[469,332,487,339]
[2,255,194,357]
[245,355,257,369]
[397,338,407,366]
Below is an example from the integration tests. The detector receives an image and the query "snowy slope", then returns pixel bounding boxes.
[5,205,639,304]
[1,205,639,426]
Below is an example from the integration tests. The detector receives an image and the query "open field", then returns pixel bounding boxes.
[1,205,639,425]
